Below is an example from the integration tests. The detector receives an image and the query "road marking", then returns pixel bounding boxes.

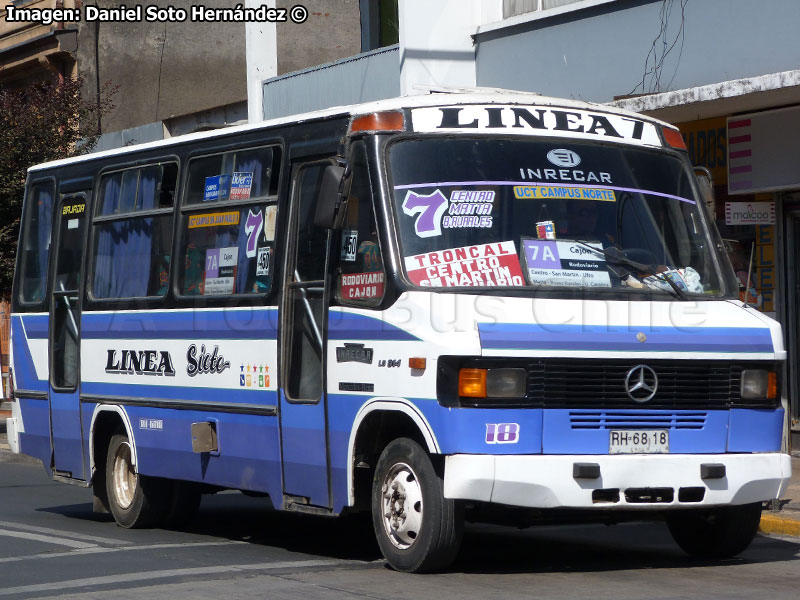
[0,540,247,564]
[0,528,97,549]
[0,559,364,596]
[0,520,131,546]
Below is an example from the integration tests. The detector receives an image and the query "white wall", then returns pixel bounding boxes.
[399,0,502,95]
[245,0,278,123]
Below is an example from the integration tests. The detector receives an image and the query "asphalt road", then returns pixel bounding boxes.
[1,455,799,600]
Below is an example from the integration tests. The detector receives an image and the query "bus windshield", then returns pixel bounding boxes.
[389,137,732,297]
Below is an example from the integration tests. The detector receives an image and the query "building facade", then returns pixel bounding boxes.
[1,0,362,147]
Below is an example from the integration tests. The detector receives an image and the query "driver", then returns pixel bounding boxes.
[566,199,614,244]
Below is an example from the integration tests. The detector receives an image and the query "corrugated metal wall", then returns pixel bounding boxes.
[261,45,400,121]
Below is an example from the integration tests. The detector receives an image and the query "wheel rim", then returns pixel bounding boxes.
[380,461,423,549]
[111,441,137,510]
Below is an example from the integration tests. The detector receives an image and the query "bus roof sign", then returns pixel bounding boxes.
[411,105,662,147]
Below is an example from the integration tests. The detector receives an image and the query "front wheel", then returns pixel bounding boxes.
[666,502,763,558]
[371,438,462,573]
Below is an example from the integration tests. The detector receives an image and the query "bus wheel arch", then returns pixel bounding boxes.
[89,405,138,514]
[349,401,439,511]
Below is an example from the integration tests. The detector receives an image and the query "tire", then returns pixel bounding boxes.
[105,432,169,528]
[666,502,763,558]
[371,438,463,573]
[163,481,202,529]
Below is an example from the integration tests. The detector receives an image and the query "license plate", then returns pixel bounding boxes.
[609,430,669,454]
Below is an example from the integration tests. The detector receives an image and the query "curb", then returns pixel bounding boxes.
[759,512,800,537]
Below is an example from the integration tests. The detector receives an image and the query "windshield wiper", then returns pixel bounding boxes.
[571,240,688,300]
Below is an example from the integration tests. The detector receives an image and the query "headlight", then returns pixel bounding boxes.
[740,369,777,400]
[459,367,526,398]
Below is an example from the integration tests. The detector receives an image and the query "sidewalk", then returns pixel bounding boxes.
[0,407,798,535]
[759,452,800,537]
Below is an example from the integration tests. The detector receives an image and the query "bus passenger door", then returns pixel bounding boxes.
[279,161,333,509]
[49,192,89,480]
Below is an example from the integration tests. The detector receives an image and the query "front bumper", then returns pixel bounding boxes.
[444,453,792,509]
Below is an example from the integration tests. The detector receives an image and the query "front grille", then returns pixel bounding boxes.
[527,359,743,409]
[441,357,777,410]
[569,410,706,430]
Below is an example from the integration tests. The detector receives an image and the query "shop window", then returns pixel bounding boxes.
[91,163,177,299]
[179,146,281,296]
[19,181,55,305]
[361,0,398,51]
[336,143,385,307]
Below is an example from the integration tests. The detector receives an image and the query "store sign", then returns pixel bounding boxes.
[725,202,775,225]
[728,106,800,194]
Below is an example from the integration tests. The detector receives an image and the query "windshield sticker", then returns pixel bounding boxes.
[188,211,240,228]
[204,246,238,295]
[402,189,495,237]
[443,190,494,230]
[229,172,254,201]
[256,246,271,277]
[264,205,278,241]
[359,241,382,272]
[521,238,611,288]
[402,189,448,237]
[341,271,385,300]
[536,221,556,240]
[244,209,264,258]
[204,175,230,201]
[405,241,524,287]
[341,230,358,261]
[514,185,616,202]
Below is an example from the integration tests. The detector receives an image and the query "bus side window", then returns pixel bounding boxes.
[91,163,177,300]
[19,181,56,305]
[335,143,385,307]
[179,145,281,297]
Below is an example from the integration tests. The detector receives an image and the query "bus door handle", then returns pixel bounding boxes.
[292,270,323,350]
[56,282,80,340]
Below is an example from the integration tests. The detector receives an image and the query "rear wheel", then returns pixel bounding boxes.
[105,432,169,528]
[666,502,763,558]
[371,438,462,573]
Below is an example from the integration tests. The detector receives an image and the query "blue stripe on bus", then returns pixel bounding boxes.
[478,324,774,353]
[81,381,278,404]
[328,312,419,341]
[11,317,48,390]
[80,309,280,340]
[20,315,49,339]
[77,310,417,342]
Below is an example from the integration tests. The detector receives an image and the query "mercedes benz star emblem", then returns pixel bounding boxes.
[624,365,658,403]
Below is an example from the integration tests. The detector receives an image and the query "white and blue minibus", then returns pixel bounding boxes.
[7,92,792,572]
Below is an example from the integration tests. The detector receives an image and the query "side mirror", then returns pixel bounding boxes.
[693,166,715,219]
[314,162,351,229]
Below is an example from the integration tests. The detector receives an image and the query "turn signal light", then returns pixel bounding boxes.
[459,368,487,397]
[767,371,777,399]
[409,357,426,370]
[662,126,687,150]
[350,111,405,133]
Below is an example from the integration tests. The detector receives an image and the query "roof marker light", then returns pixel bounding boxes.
[350,111,405,133]
[662,126,687,150]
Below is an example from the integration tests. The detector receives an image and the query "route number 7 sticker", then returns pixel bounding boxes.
[402,189,448,237]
